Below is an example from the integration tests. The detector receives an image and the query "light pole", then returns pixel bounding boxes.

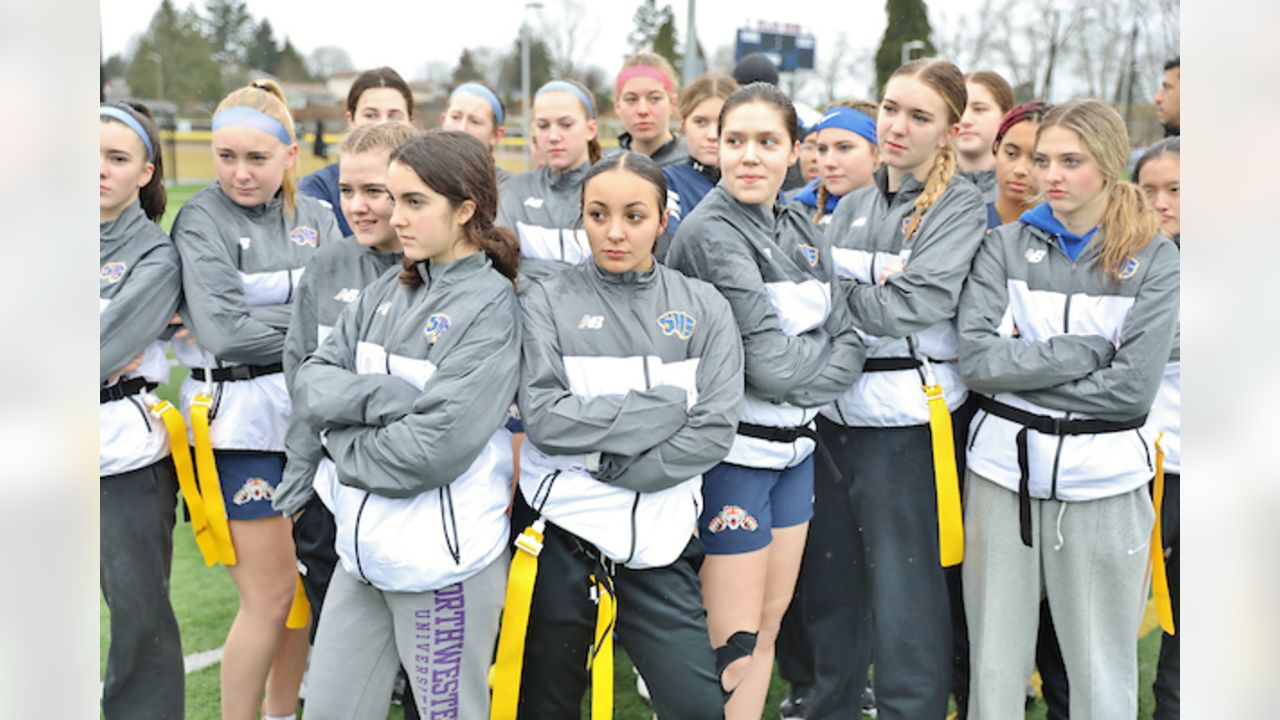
[146,51,164,101]
[521,1,543,164]
[901,40,926,67]
[682,0,700,83]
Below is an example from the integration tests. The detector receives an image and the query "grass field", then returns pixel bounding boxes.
[102,184,1167,718]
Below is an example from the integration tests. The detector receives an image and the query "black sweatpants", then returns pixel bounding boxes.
[1152,472,1180,720]
[100,458,184,720]
[803,418,954,720]
[512,495,723,720]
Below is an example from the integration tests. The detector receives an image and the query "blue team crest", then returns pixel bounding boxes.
[289,225,318,248]
[1118,256,1140,280]
[798,243,820,267]
[100,261,127,284]
[657,310,696,340]
[423,313,451,343]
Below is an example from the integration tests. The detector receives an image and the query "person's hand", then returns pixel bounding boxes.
[878,258,906,285]
[109,351,146,383]
[170,313,197,345]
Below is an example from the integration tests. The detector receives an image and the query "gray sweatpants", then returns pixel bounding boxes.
[302,552,509,720]
[963,470,1154,720]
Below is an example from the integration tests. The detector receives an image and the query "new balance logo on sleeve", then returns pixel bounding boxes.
[333,288,360,303]
[578,314,605,330]
[524,197,545,209]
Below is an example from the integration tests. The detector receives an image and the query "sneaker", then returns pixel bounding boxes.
[635,666,651,704]
[861,683,877,718]
[780,684,811,720]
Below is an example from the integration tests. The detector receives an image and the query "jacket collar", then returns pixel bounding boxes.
[100,201,148,244]
[873,165,925,205]
[690,158,720,184]
[589,257,658,287]
[212,181,285,218]
[542,161,591,192]
[414,250,490,289]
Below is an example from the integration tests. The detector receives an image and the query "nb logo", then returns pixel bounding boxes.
[851,216,868,228]
[524,197,544,209]
[376,302,392,316]
[656,310,696,340]
[578,314,605,330]
[239,237,252,250]
[1025,248,1047,264]
[333,288,360,303]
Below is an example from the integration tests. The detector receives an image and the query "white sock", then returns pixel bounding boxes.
[263,715,296,720]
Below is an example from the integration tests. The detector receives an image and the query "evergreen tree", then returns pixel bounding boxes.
[273,38,313,82]
[125,0,223,104]
[874,0,936,93]
[498,35,553,99]
[653,6,681,71]
[245,19,280,72]
[628,0,664,53]
[452,49,485,86]
[203,0,252,65]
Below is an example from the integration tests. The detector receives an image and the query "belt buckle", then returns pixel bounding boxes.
[1049,416,1064,435]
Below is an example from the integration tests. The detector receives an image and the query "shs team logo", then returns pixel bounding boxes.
[707,505,759,533]
[233,477,274,505]
[289,225,319,248]
[797,243,820,267]
[100,261,127,284]
[1118,256,1140,280]
[423,313,451,343]
[657,310,696,340]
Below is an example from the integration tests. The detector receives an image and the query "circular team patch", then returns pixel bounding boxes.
[289,225,318,248]
[100,261,127,284]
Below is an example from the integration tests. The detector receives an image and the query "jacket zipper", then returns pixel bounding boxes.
[623,492,641,564]
[440,486,462,565]
[1135,429,1153,471]
[967,409,988,451]
[126,394,152,434]
[1050,254,1076,499]
[353,492,372,583]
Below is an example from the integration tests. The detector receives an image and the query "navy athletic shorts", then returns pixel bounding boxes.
[214,451,287,521]
[697,455,815,555]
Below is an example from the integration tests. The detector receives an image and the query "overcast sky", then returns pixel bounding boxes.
[102,0,1000,102]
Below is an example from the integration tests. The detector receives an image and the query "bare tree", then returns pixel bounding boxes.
[539,0,601,80]
[932,0,1000,70]
[307,45,354,80]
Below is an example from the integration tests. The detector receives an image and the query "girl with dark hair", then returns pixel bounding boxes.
[989,101,1053,228]
[1135,135,1180,720]
[957,70,1015,200]
[497,79,600,282]
[301,66,415,236]
[275,121,418,629]
[958,99,1179,718]
[171,79,343,720]
[812,57,988,719]
[292,131,518,720]
[491,151,743,720]
[666,82,866,720]
[659,72,738,259]
[441,82,510,184]
[99,99,185,720]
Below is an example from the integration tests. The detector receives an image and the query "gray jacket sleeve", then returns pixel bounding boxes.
[1017,240,1181,421]
[171,205,288,364]
[101,242,181,383]
[846,187,987,338]
[958,231,1118,393]
[596,291,745,493]
[784,274,867,407]
[319,293,522,498]
[681,227,860,406]
[518,281,690,455]
[275,270,324,515]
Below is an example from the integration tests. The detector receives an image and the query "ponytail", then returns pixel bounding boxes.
[477,226,522,281]
[215,79,299,219]
[1099,181,1162,281]
[902,144,957,242]
[813,183,829,226]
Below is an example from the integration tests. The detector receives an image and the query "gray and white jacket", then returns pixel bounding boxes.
[496,163,590,283]
[823,167,987,427]
[959,168,998,203]
[518,261,743,568]
[1145,235,1180,474]
[666,183,865,469]
[958,221,1180,501]
[169,185,339,451]
[294,253,519,592]
[274,236,402,515]
[100,202,182,476]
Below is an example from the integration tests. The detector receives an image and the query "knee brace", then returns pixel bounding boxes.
[714,630,758,701]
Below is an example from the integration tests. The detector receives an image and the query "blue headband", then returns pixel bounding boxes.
[100,106,154,160]
[212,106,293,145]
[810,107,877,146]
[451,83,504,126]
[536,81,595,117]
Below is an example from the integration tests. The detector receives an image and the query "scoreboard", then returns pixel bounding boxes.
[734,22,816,72]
